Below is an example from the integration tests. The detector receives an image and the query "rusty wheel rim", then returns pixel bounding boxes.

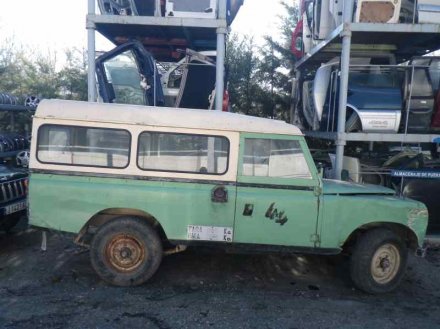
[371,244,401,285]
[105,234,145,273]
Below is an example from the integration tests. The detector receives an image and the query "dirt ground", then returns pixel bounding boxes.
[1,220,440,329]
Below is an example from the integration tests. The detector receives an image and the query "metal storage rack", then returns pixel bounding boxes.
[294,0,440,179]
[86,0,230,111]
[0,103,35,159]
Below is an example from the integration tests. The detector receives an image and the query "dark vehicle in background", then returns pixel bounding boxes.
[383,151,440,234]
[304,61,404,133]
[0,93,35,232]
[409,57,440,132]
[315,147,440,235]
[301,57,437,134]
[0,165,28,232]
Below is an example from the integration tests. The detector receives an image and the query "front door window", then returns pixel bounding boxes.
[242,138,312,179]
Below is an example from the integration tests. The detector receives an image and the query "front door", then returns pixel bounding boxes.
[95,41,165,106]
[234,134,320,248]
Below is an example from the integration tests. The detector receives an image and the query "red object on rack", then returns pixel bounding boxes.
[223,90,230,112]
[291,20,304,60]
[291,0,306,60]
[432,90,440,129]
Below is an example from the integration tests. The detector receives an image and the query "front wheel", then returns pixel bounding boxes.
[350,228,408,294]
[90,216,163,286]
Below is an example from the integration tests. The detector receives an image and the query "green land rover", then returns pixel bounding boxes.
[29,100,428,294]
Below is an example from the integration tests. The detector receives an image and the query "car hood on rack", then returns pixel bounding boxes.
[322,179,395,195]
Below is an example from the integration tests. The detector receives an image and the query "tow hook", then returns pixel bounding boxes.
[164,245,187,256]
[416,245,428,258]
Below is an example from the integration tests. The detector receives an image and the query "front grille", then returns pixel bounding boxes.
[0,178,27,203]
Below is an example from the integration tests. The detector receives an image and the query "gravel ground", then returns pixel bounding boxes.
[0,221,440,329]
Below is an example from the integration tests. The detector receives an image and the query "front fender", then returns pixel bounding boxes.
[319,195,428,249]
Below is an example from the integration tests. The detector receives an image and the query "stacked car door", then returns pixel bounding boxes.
[401,67,434,133]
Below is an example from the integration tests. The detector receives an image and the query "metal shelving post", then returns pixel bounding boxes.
[215,0,228,111]
[87,0,96,102]
[334,0,354,180]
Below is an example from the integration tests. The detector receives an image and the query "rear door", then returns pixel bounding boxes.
[136,130,237,243]
[175,50,216,110]
[234,133,321,247]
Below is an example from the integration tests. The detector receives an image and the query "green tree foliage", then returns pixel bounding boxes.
[58,48,88,101]
[0,40,87,103]
[227,1,298,121]
[226,34,264,116]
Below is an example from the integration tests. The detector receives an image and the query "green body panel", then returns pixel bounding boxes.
[29,173,236,240]
[234,133,320,247]
[322,179,396,195]
[319,193,428,249]
[234,187,318,246]
[29,132,429,250]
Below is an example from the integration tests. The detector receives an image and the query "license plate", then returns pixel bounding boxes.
[4,201,27,215]
[187,225,233,242]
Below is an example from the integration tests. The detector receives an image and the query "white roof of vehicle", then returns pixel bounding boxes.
[35,100,303,136]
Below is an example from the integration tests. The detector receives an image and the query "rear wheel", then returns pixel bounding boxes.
[90,216,163,286]
[350,228,408,294]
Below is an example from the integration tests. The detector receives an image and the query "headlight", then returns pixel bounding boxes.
[408,208,429,220]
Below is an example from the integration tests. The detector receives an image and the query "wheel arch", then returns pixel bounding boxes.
[341,222,419,253]
[346,104,360,116]
[347,103,363,121]
[75,208,168,247]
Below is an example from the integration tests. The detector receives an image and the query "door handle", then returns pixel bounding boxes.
[243,204,254,216]
[211,185,228,203]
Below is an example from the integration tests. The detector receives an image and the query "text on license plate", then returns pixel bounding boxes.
[5,201,27,215]
[187,225,233,242]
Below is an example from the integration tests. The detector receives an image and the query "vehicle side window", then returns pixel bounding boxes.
[138,132,229,175]
[37,125,131,168]
[242,138,312,179]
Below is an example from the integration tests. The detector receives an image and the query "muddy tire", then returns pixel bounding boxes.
[350,228,408,294]
[90,216,162,286]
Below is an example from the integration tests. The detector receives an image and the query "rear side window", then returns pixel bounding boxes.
[242,138,312,179]
[37,125,131,168]
[138,132,229,175]
[348,71,401,89]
